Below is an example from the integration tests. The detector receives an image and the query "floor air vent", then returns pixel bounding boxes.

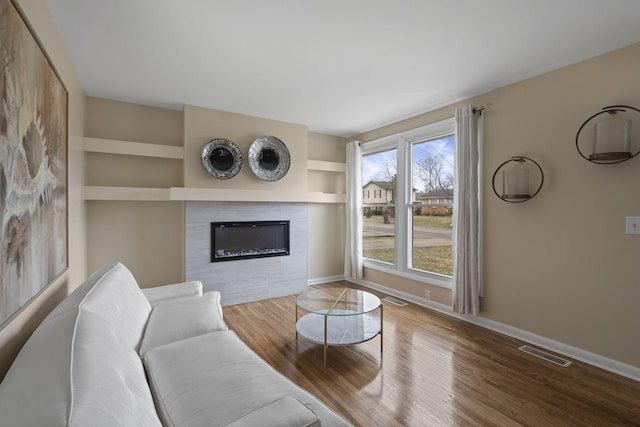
[382,296,408,307]
[518,345,572,367]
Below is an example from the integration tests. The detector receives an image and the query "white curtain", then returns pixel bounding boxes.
[452,105,482,315]
[344,140,363,280]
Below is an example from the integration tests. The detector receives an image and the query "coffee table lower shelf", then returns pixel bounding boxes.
[296,312,382,367]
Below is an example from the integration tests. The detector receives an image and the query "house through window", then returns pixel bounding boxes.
[360,118,455,286]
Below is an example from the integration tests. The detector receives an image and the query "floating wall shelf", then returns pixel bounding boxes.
[307,160,346,173]
[84,138,184,159]
[83,186,171,201]
[83,186,345,203]
[83,138,346,204]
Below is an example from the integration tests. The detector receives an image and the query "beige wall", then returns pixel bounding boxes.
[353,43,640,368]
[307,132,346,280]
[84,98,185,286]
[308,132,346,196]
[0,0,86,379]
[86,97,183,146]
[183,105,308,192]
[86,201,184,286]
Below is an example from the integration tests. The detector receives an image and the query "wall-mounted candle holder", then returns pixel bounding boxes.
[492,156,544,203]
[576,105,640,164]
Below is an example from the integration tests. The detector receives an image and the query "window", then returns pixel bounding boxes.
[374,189,381,198]
[361,118,455,287]
[362,148,396,265]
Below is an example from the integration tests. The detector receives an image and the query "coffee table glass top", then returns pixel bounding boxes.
[296,288,381,316]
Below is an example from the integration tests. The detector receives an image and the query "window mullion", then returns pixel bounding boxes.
[395,136,408,272]
[404,137,414,272]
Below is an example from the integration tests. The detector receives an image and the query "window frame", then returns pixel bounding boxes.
[361,117,455,289]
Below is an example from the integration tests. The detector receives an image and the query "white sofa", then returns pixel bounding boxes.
[0,262,351,427]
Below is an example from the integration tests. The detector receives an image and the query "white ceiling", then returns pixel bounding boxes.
[45,0,640,137]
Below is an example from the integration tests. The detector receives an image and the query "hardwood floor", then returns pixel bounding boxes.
[223,282,640,426]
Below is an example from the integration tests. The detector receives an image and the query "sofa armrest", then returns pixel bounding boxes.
[142,281,203,306]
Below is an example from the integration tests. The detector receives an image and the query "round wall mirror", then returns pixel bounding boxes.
[248,136,290,181]
[201,138,243,179]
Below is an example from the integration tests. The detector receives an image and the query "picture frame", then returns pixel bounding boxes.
[0,0,69,328]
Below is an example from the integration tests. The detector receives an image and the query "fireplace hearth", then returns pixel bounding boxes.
[210,220,290,262]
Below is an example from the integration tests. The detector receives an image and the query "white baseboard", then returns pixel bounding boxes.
[345,277,640,382]
[307,275,345,286]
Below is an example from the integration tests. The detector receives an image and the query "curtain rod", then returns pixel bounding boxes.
[353,103,492,142]
[473,103,493,115]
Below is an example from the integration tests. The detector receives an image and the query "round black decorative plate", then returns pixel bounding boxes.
[201,138,243,179]
[248,136,290,181]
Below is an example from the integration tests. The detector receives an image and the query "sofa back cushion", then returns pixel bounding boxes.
[43,262,122,322]
[139,291,227,358]
[0,310,77,425]
[80,262,152,349]
[0,262,161,427]
[67,303,161,426]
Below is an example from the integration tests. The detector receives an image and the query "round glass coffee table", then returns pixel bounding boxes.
[295,288,382,368]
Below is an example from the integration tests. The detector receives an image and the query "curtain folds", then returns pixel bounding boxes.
[452,105,482,315]
[344,140,363,280]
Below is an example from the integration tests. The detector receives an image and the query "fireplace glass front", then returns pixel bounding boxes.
[210,220,290,262]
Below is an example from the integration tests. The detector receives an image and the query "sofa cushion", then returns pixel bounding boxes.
[80,262,152,349]
[66,307,162,426]
[0,262,162,427]
[144,330,351,427]
[0,310,78,426]
[139,291,227,358]
[224,397,320,427]
[0,300,162,427]
[42,262,120,322]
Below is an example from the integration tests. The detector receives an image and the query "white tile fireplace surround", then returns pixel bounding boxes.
[185,201,308,306]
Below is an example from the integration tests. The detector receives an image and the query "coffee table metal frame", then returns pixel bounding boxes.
[295,288,383,368]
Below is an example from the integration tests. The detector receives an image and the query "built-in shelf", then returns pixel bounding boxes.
[83,186,345,203]
[83,186,171,201]
[307,160,346,172]
[83,138,345,203]
[171,187,345,203]
[84,137,184,159]
[309,192,346,203]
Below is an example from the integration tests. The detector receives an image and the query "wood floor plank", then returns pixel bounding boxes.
[223,282,640,426]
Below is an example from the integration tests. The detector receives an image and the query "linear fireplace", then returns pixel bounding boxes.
[210,220,290,262]
[187,202,307,306]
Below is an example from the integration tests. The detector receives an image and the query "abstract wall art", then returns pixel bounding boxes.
[0,0,68,327]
